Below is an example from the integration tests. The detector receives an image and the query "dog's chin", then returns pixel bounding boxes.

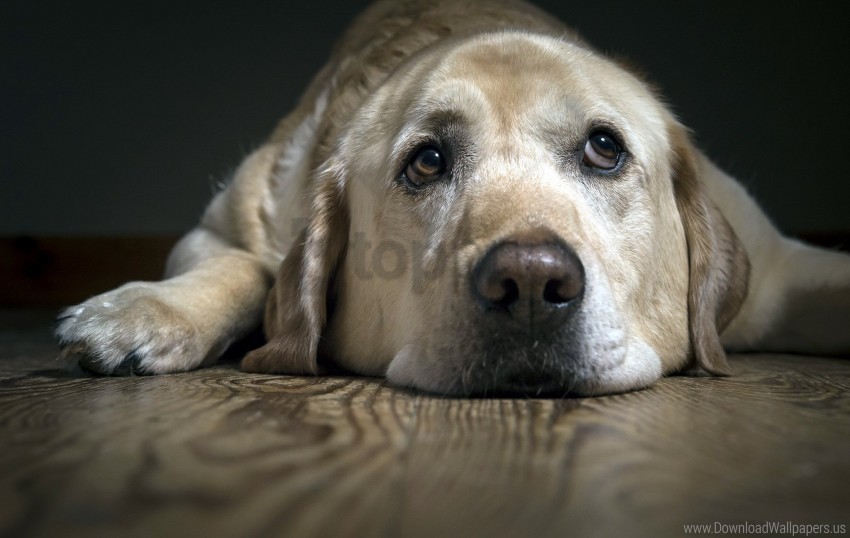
[384,336,663,397]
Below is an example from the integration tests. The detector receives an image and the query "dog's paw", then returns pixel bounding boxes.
[55,283,208,375]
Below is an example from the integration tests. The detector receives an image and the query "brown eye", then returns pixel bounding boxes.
[404,146,445,186]
[582,131,621,169]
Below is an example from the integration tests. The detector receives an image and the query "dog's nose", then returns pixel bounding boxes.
[472,235,584,328]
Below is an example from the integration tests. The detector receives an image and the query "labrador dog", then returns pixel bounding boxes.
[55,0,850,396]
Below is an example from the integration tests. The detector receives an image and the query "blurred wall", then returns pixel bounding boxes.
[2,1,848,236]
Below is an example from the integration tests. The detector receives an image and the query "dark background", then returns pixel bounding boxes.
[2,1,849,236]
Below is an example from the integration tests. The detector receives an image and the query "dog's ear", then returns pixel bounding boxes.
[668,122,750,376]
[242,163,348,375]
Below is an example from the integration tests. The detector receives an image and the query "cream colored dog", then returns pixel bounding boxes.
[55,0,850,396]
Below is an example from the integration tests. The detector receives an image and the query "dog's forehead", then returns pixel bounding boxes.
[421,34,649,123]
[390,32,669,161]
[439,35,570,108]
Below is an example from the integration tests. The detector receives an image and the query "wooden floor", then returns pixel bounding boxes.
[1,309,848,538]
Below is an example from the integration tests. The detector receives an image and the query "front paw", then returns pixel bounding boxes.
[55,283,207,375]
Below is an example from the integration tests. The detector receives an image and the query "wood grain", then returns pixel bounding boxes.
[1,311,849,537]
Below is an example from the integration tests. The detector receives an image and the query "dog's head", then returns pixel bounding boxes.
[244,32,749,396]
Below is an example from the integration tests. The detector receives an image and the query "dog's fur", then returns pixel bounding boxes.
[55,0,850,396]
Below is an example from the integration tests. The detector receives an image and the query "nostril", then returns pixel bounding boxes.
[493,278,519,309]
[543,277,582,305]
[543,279,567,304]
[475,272,520,310]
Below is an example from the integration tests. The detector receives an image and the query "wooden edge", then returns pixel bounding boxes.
[1,232,848,306]
[0,236,179,307]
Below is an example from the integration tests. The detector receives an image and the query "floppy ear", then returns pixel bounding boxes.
[241,164,348,375]
[669,122,750,376]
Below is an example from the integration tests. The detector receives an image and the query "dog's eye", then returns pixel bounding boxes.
[582,131,621,170]
[404,146,445,187]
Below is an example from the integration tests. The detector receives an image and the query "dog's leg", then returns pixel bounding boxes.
[53,144,290,375]
[743,239,850,354]
[698,155,850,355]
[54,227,272,375]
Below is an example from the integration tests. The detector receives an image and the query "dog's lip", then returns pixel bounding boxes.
[500,371,563,394]
[454,366,574,396]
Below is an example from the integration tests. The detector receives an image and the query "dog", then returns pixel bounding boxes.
[55,0,850,396]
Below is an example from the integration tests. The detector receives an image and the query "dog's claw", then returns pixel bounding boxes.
[115,350,149,376]
[73,348,150,376]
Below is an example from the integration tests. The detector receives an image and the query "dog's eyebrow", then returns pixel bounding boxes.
[411,108,471,134]
[395,109,474,154]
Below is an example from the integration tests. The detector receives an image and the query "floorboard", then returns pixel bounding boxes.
[1,310,848,537]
